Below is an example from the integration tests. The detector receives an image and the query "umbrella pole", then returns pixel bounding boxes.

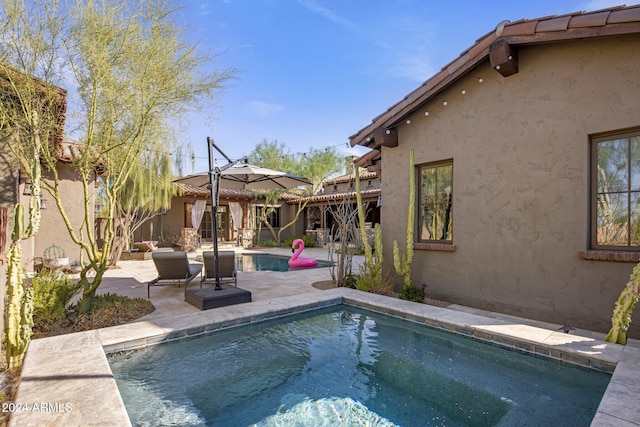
[208,138,222,290]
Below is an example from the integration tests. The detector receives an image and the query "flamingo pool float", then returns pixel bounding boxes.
[288,239,318,268]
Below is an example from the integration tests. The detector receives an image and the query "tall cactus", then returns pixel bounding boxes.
[5,203,35,368]
[605,262,640,345]
[393,148,415,288]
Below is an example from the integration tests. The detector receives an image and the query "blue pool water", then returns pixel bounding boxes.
[237,253,332,272]
[109,307,610,426]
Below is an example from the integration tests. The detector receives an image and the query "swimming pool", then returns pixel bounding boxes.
[237,253,333,272]
[109,306,610,426]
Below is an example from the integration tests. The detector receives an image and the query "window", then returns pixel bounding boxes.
[592,129,640,249]
[256,206,281,228]
[418,160,453,242]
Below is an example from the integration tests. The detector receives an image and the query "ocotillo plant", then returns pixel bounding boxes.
[393,148,415,288]
[605,262,640,345]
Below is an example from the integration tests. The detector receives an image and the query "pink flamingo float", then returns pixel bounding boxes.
[288,238,318,268]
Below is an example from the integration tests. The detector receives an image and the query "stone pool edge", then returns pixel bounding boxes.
[9,288,640,427]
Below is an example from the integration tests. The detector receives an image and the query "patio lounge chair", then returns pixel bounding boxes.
[148,251,202,298]
[201,251,237,287]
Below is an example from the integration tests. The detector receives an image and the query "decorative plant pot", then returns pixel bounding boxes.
[43,257,69,269]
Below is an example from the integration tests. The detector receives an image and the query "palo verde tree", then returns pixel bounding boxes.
[1,0,234,312]
[248,139,343,243]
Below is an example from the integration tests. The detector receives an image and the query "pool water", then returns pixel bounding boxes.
[109,307,610,426]
[237,253,332,272]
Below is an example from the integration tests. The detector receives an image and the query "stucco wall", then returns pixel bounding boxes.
[149,196,305,247]
[35,164,91,265]
[381,34,640,335]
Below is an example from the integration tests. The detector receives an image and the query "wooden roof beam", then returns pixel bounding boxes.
[489,39,518,77]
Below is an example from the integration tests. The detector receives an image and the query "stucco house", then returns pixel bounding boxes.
[350,5,640,337]
[295,167,380,245]
[1,68,91,334]
[134,183,308,249]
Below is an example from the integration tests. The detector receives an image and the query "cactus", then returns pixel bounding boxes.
[393,148,415,288]
[605,262,640,345]
[4,204,35,368]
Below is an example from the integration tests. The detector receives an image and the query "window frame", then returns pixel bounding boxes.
[255,205,281,228]
[590,128,640,250]
[416,159,454,244]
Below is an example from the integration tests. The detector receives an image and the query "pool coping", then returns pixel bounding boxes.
[9,288,640,426]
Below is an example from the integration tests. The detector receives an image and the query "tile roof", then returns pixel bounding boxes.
[177,183,258,199]
[349,4,640,155]
[58,139,82,163]
[290,187,381,204]
[323,169,378,185]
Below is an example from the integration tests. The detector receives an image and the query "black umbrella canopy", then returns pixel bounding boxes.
[173,162,312,190]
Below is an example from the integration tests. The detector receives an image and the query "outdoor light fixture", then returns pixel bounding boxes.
[40,198,47,210]
[22,179,32,196]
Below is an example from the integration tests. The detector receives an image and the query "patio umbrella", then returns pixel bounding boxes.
[173,162,312,190]
[173,137,312,290]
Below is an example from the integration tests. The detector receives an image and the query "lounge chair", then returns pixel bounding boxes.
[148,251,202,298]
[201,251,237,287]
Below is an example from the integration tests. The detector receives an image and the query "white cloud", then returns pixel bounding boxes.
[247,100,284,117]
[297,1,436,83]
[296,0,358,33]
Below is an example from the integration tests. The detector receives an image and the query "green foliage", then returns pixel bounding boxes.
[1,0,234,312]
[253,237,280,247]
[354,224,393,295]
[284,234,317,249]
[605,262,640,345]
[32,270,82,330]
[400,283,425,303]
[248,139,343,243]
[354,166,392,295]
[248,139,343,191]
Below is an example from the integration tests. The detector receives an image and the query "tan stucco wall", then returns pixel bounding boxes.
[148,196,305,247]
[381,34,640,335]
[35,164,92,265]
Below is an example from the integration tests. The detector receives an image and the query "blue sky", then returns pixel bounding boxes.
[179,0,624,173]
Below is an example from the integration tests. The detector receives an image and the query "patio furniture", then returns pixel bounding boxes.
[133,241,158,252]
[201,251,237,287]
[148,251,202,298]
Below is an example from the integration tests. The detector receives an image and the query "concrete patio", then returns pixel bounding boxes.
[8,246,640,426]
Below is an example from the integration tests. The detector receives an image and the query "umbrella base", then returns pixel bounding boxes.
[185,286,252,311]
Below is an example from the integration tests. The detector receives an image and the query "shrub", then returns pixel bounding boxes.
[284,234,317,248]
[253,237,280,247]
[400,283,426,303]
[32,269,82,330]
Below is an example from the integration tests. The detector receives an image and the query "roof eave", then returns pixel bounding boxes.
[349,6,640,149]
